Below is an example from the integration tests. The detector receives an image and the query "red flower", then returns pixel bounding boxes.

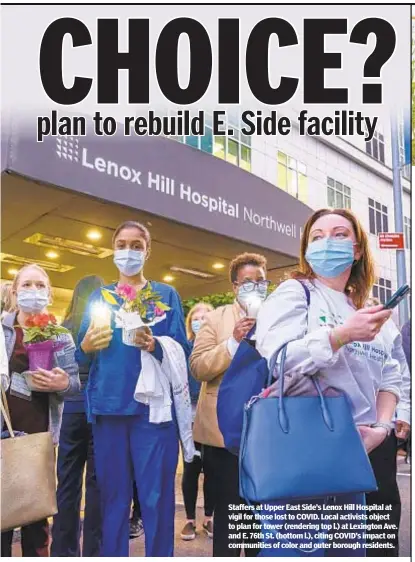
[48,314,57,325]
[25,316,35,328]
[28,313,50,328]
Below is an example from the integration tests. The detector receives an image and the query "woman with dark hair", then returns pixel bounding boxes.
[76,220,194,557]
[51,275,104,557]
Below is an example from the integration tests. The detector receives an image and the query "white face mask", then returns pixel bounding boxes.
[17,288,49,313]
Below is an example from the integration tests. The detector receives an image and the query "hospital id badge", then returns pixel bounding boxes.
[10,372,32,401]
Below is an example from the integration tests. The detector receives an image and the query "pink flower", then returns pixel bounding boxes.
[116,284,137,301]
[154,307,164,317]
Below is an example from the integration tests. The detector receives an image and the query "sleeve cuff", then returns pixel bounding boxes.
[227,337,240,359]
[396,407,411,425]
[57,381,71,396]
[75,347,91,370]
[151,339,164,362]
[379,386,401,403]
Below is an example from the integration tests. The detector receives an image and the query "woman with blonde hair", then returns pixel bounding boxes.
[1,264,80,557]
[180,302,216,541]
[255,208,401,557]
[1,281,14,317]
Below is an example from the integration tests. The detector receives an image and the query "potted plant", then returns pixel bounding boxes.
[23,313,70,371]
[101,284,170,347]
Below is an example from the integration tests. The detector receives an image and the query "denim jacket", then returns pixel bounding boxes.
[1,312,81,444]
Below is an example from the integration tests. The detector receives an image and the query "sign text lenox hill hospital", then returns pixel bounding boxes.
[81,147,302,239]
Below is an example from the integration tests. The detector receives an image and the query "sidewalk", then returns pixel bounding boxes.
[12,458,411,557]
[12,472,213,557]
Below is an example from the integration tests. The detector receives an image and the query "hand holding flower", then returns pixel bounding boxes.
[134,326,156,352]
[31,367,69,392]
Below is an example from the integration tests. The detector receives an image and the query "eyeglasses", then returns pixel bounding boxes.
[235,280,271,294]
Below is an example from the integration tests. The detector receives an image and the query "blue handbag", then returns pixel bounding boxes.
[217,325,268,455]
[217,281,311,455]
[239,344,378,503]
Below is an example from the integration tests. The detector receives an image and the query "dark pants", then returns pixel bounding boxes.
[366,432,401,557]
[1,519,49,557]
[208,445,260,557]
[182,441,216,520]
[132,481,141,520]
[93,414,178,557]
[51,412,101,557]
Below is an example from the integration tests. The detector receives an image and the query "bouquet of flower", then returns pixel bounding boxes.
[23,313,70,371]
[101,284,170,346]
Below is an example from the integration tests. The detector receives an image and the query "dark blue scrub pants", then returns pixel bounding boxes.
[51,412,101,557]
[92,411,179,557]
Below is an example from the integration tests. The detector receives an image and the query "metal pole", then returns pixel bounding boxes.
[390,113,409,326]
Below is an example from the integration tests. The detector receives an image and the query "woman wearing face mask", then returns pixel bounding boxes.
[76,220,191,557]
[1,264,80,557]
[180,302,216,542]
[190,253,269,557]
[255,208,401,557]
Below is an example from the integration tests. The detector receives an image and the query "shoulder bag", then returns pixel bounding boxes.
[239,335,378,503]
[0,387,57,531]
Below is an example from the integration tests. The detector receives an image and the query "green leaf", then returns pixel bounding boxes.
[155,301,170,311]
[101,288,118,306]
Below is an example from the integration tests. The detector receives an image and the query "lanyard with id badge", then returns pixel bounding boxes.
[10,372,32,401]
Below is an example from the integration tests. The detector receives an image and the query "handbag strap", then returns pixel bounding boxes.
[266,280,310,388]
[1,385,15,438]
[276,345,334,432]
[266,280,334,432]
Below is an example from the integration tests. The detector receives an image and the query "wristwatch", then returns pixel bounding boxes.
[370,422,393,436]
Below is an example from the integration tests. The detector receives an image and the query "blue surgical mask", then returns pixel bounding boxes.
[17,289,49,313]
[191,319,202,334]
[113,249,145,276]
[305,238,355,278]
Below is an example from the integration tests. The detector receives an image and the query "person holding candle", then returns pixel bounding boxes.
[51,275,104,557]
[76,220,191,558]
[190,253,268,557]
[1,264,80,557]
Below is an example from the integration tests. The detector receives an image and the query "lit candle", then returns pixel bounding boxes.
[91,302,111,329]
[245,296,263,319]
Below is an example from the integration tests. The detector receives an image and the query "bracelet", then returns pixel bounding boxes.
[332,329,346,349]
[370,422,392,436]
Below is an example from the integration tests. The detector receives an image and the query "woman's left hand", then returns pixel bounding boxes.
[358,425,388,454]
[31,367,70,392]
[134,326,156,352]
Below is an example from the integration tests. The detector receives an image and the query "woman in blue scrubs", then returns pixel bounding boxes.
[76,220,189,557]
